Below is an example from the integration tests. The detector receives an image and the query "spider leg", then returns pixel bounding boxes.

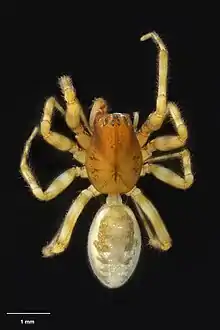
[89,97,109,129]
[20,126,87,201]
[142,102,188,161]
[59,75,92,149]
[141,149,194,189]
[41,97,86,164]
[42,185,100,257]
[127,187,172,251]
[137,31,168,147]
[132,111,139,131]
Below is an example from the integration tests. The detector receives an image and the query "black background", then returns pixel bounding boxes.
[3,3,218,328]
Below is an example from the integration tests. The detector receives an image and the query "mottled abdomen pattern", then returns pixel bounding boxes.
[87,203,142,288]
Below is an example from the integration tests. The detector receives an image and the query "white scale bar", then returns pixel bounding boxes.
[7,312,51,315]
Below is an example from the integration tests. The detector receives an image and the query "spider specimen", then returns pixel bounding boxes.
[20,31,194,289]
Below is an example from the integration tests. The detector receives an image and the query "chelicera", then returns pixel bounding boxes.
[20,31,194,288]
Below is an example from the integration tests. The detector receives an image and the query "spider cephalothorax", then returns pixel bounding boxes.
[20,31,194,288]
[86,108,142,194]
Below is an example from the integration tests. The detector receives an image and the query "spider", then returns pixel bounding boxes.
[20,31,194,289]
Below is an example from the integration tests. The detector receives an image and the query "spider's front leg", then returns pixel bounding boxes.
[141,101,194,189]
[142,149,194,190]
[42,185,100,257]
[20,126,87,201]
[59,75,91,149]
[137,31,168,147]
[41,97,86,164]
[142,102,188,161]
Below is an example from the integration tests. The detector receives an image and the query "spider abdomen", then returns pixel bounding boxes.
[85,113,142,194]
[87,202,141,289]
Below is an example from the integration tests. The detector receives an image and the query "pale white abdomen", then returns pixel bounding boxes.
[87,197,141,289]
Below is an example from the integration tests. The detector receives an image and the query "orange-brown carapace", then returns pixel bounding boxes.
[85,107,143,194]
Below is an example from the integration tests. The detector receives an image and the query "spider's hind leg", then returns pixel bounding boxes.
[42,185,100,257]
[127,187,172,251]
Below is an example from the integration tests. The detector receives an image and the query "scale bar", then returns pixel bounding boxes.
[7,312,51,315]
